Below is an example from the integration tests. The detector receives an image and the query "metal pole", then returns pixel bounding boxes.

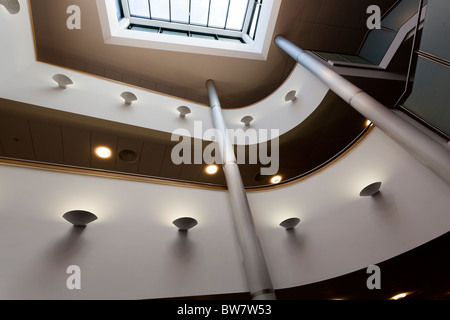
[206,79,276,300]
[275,35,450,186]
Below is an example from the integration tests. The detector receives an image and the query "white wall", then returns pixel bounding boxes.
[249,128,450,289]
[1,128,450,299]
[0,164,247,299]
[0,0,35,82]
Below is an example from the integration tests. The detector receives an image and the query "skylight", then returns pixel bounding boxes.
[119,0,263,42]
[99,0,280,60]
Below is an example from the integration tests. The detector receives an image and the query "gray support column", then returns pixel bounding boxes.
[206,79,276,300]
[275,35,450,186]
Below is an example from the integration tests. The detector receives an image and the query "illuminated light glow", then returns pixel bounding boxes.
[390,292,408,300]
[95,146,112,159]
[366,119,372,127]
[270,175,282,184]
[205,164,219,175]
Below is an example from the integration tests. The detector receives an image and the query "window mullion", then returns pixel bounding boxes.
[188,0,191,24]
[121,0,131,18]
[169,0,172,22]
[242,0,255,33]
[148,0,152,19]
[224,0,231,30]
[206,0,211,27]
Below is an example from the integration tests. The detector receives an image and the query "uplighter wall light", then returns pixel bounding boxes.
[0,0,20,14]
[241,116,254,127]
[121,92,137,105]
[285,90,297,102]
[360,182,382,197]
[177,106,191,118]
[52,74,73,89]
[279,217,300,229]
[172,217,198,231]
[63,210,98,227]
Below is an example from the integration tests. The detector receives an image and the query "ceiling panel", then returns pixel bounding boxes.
[29,121,64,163]
[86,64,106,77]
[159,145,184,179]
[179,162,204,181]
[138,141,167,176]
[62,126,91,167]
[0,116,35,160]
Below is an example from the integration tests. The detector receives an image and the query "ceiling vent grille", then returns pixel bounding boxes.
[118,149,138,163]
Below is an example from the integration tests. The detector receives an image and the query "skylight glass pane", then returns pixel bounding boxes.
[162,29,188,37]
[150,0,170,21]
[171,0,190,23]
[129,0,150,18]
[191,32,216,40]
[208,0,229,29]
[217,35,243,43]
[248,2,260,39]
[226,0,249,30]
[190,0,210,26]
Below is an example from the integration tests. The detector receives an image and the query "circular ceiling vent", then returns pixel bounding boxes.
[118,149,139,163]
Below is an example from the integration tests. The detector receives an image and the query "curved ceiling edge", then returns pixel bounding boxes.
[246,125,375,192]
[0,93,372,191]
[0,125,373,192]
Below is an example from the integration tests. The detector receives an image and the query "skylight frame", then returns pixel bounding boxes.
[98,0,281,60]
[119,0,259,41]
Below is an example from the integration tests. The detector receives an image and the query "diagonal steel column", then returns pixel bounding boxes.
[275,35,450,186]
[206,79,276,300]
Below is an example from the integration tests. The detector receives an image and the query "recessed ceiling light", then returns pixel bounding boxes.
[63,210,98,227]
[270,175,282,184]
[205,164,218,175]
[360,182,382,197]
[95,146,112,159]
[279,217,300,229]
[285,90,297,102]
[0,0,20,14]
[120,91,137,105]
[177,106,191,118]
[241,116,254,127]
[390,292,408,300]
[172,217,198,231]
[52,74,73,89]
